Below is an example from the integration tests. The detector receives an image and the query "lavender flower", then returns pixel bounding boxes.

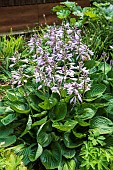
[29,23,93,103]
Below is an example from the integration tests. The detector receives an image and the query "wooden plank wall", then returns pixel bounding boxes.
[0,0,64,6]
[0,0,90,34]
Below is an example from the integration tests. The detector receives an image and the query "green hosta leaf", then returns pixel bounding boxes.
[37,122,53,147]
[98,62,111,74]
[32,116,47,127]
[5,107,14,113]
[51,102,67,121]
[61,145,76,159]
[17,145,35,165]
[75,118,90,126]
[64,132,83,148]
[11,102,30,114]
[62,159,76,170]
[38,97,57,110]
[52,5,65,12]
[33,111,47,118]
[61,1,76,8]
[29,94,41,111]
[0,135,16,147]
[40,143,62,169]
[0,127,14,138]
[85,84,106,99]
[29,143,43,162]
[72,130,86,139]
[37,131,53,147]
[7,91,18,101]
[35,91,48,101]
[85,60,96,69]
[0,107,6,115]
[20,115,32,137]
[57,10,71,19]
[52,120,77,131]
[78,108,95,120]
[90,116,113,134]
[1,113,16,125]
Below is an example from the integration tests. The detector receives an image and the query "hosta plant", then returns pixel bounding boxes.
[0,22,93,169]
[1,20,113,170]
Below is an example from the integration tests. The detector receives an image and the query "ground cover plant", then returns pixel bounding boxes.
[1,1,113,170]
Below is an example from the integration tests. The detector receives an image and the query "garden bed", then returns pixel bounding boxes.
[1,1,113,170]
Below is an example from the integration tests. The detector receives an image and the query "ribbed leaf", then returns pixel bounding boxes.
[1,114,16,125]
[50,102,67,121]
[79,108,95,120]
[38,97,57,110]
[32,116,47,127]
[85,84,106,101]
[40,143,62,169]
[37,122,53,147]
[63,159,76,170]
[29,143,43,162]
[7,91,18,101]
[61,144,76,159]
[0,107,6,115]
[11,102,30,114]
[0,135,16,147]
[64,132,83,148]
[37,131,53,147]
[20,115,32,137]
[52,120,77,131]
[98,62,111,74]
[90,116,113,134]
[0,127,14,138]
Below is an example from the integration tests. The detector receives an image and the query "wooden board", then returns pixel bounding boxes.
[0,1,90,34]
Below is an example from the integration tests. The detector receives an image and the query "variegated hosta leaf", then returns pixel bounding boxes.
[61,144,76,159]
[37,122,53,147]
[90,116,113,134]
[40,143,62,169]
[20,115,32,137]
[1,113,17,125]
[10,102,30,114]
[50,102,67,121]
[52,120,77,131]
[64,132,83,148]
[0,135,16,147]
[29,143,43,162]
[62,159,76,170]
[85,84,106,101]
[38,97,57,110]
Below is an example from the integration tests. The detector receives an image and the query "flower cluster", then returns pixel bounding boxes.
[28,23,93,103]
[9,52,30,87]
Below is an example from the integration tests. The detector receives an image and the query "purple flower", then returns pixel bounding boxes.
[27,22,92,103]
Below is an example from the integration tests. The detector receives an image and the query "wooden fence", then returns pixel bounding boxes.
[0,0,90,34]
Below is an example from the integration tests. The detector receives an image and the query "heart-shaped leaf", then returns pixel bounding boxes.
[37,122,53,147]
[62,159,76,170]
[61,144,76,159]
[38,97,57,110]
[0,135,16,147]
[90,116,113,134]
[40,143,62,169]
[52,120,77,131]
[85,84,106,100]
[64,132,83,148]
[50,102,67,121]
[29,143,43,162]
[11,102,30,114]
